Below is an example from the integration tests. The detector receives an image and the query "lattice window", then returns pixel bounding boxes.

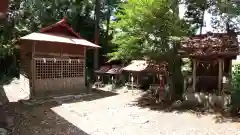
[62,59,84,78]
[35,58,84,80]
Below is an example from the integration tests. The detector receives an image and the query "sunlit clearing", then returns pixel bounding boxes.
[3,75,30,102]
[51,104,91,134]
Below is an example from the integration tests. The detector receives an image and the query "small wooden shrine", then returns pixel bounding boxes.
[94,66,111,87]
[19,19,100,97]
[122,60,168,89]
[179,32,239,94]
[106,65,123,85]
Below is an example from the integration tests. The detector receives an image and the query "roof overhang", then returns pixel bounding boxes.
[20,32,100,48]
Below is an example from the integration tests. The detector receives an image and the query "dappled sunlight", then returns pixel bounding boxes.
[2,76,30,102]
[3,86,30,102]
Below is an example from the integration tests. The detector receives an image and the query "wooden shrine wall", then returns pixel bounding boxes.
[33,57,85,94]
[20,40,86,95]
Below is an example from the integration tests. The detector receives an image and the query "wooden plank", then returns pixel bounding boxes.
[34,52,84,58]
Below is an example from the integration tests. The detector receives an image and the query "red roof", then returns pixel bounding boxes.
[40,18,80,38]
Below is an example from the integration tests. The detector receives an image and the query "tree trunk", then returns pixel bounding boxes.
[225,0,230,33]
[171,0,179,15]
[167,42,184,101]
[94,0,100,69]
[199,9,205,35]
[105,0,111,48]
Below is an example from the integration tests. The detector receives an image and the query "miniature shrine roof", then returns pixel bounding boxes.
[94,66,111,73]
[123,60,167,73]
[106,65,123,74]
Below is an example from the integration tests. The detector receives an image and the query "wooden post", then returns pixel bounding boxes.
[61,44,63,78]
[218,59,223,95]
[229,60,232,89]
[153,74,155,84]
[83,47,87,86]
[129,73,130,83]
[137,74,139,86]
[192,59,196,92]
[31,41,36,98]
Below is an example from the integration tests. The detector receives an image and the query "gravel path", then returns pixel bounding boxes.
[3,84,240,135]
[50,89,240,135]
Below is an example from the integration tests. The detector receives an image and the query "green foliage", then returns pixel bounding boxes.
[229,64,240,114]
[183,0,240,32]
[0,0,120,54]
[108,0,191,62]
[232,64,240,90]
[108,0,191,98]
[0,0,121,79]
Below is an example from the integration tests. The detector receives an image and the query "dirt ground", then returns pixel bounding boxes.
[3,87,240,135]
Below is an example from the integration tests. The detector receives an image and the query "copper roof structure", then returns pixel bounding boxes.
[179,32,239,58]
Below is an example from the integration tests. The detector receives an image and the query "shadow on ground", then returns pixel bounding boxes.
[43,89,118,105]
[0,76,16,131]
[5,102,90,135]
[132,92,240,124]
[1,86,118,135]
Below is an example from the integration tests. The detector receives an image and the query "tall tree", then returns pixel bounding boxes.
[108,0,191,98]
[94,0,100,69]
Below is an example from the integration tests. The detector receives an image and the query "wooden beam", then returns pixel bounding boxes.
[178,51,239,58]
[84,46,87,87]
[34,52,84,58]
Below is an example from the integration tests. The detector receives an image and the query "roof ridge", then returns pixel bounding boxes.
[39,18,81,38]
